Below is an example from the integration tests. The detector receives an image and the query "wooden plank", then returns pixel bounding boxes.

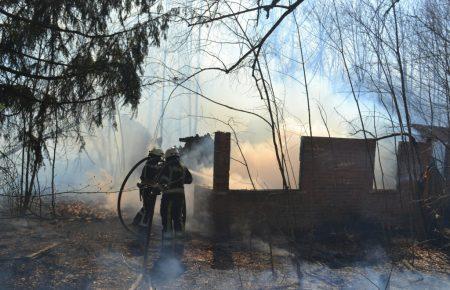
[25,242,60,259]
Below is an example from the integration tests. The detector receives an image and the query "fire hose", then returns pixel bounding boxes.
[117,156,157,289]
[117,156,152,236]
[117,156,188,236]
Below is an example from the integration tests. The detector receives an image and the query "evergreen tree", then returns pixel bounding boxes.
[0,1,173,213]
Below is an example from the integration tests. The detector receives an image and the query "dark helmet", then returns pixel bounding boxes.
[148,147,164,158]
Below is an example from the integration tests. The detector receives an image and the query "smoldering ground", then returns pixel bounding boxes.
[2,214,450,289]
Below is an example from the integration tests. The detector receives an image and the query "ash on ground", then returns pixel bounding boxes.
[1,201,449,289]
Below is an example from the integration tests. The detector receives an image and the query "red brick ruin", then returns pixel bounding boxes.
[193,131,450,237]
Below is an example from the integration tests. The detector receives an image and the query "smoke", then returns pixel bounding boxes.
[46,54,400,197]
[44,116,153,214]
[179,139,214,231]
[228,140,298,189]
[180,135,214,170]
[251,240,450,289]
[178,133,293,189]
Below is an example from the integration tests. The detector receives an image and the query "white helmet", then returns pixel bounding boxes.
[164,147,180,159]
[149,147,164,157]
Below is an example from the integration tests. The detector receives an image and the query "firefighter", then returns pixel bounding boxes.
[132,147,164,228]
[159,147,192,240]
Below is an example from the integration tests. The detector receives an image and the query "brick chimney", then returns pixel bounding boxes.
[213,131,231,191]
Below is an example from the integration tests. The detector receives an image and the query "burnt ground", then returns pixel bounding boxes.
[1,202,450,289]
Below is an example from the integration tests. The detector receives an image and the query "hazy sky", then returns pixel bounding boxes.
[51,2,399,191]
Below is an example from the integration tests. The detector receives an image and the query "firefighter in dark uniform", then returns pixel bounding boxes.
[159,147,192,240]
[132,148,164,228]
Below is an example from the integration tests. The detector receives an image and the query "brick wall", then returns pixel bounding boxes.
[297,137,381,228]
[193,186,411,236]
[191,135,448,237]
[299,136,376,193]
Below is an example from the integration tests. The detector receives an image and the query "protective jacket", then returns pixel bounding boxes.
[159,157,192,236]
[141,157,162,185]
[159,158,193,191]
[133,156,162,227]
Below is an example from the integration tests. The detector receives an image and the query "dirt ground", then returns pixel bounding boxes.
[1,202,450,289]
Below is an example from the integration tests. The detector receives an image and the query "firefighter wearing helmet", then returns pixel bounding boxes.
[159,146,192,239]
[132,147,164,228]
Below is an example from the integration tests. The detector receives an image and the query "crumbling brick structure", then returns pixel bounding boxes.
[193,132,450,237]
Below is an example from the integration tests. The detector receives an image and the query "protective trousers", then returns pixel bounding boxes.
[133,188,157,227]
[143,188,157,225]
[160,191,186,235]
